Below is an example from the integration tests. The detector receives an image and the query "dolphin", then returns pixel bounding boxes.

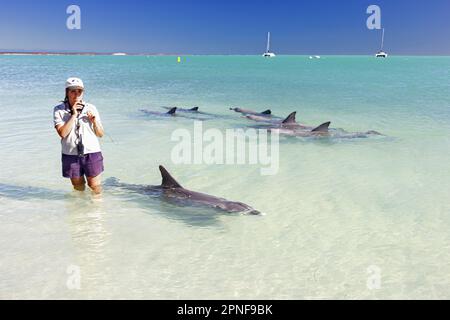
[246,111,313,129]
[107,166,261,215]
[280,111,315,130]
[328,129,384,139]
[160,106,222,120]
[276,121,331,137]
[230,107,272,116]
[245,114,273,122]
[163,106,199,112]
[268,112,382,139]
[244,114,285,123]
[140,107,177,116]
[140,107,212,121]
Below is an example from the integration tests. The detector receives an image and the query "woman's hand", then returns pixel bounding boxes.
[71,103,79,115]
[87,111,104,138]
[87,111,96,123]
[71,98,84,115]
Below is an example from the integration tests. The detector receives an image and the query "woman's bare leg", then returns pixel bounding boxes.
[71,177,86,191]
[87,175,102,194]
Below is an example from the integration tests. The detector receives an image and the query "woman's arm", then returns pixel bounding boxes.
[93,119,104,138]
[87,110,104,138]
[55,114,77,139]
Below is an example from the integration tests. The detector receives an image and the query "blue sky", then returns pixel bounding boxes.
[0,0,449,54]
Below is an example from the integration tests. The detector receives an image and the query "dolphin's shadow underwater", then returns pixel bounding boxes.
[104,165,261,226]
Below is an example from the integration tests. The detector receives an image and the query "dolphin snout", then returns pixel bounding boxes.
[366,130,383,135]
[246,209,261,215]
[223,201,260,215]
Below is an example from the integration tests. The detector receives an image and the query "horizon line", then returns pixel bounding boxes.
[1,50,449,57]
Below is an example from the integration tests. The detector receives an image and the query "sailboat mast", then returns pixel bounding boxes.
[267,32,270,53]
[381,28,385,51]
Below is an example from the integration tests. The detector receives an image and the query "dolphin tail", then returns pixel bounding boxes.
[261,109,271,115]
[159,165,183,188]
[311,121,331,132]
[282,112,297,124]
[190,107,199,111]
[167,107,177,115]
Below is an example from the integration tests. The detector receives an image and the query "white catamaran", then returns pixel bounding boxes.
[262,32,276,58]
[375,28,388,58]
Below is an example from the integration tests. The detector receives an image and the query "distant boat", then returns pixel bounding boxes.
[262,32,276,58]
[309,55,321,59]
[375,28,388,58]
[112,52,127,56]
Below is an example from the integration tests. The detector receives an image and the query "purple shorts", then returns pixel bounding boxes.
[62,152,104,179]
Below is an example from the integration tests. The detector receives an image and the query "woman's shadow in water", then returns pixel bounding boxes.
[0,183,67,201]
[0,182,227,228]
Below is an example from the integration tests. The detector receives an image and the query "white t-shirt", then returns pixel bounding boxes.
[53,102,103,156]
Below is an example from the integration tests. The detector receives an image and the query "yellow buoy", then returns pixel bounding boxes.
[177,56,181,63]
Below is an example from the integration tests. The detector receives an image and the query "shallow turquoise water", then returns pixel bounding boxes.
[0,55,449,299]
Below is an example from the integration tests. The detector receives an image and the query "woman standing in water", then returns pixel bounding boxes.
[53,77,104,194]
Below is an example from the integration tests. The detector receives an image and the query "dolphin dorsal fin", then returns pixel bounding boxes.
[167,107,177,115]
[159,165,182,188]
[190,107,199,111]
[311,121,331,132]
[261,109,271,115]
[282,112,297,124]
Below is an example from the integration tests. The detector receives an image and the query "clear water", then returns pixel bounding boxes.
[1,55,450,299]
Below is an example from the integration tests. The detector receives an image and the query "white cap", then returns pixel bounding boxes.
[65,77,84,89]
